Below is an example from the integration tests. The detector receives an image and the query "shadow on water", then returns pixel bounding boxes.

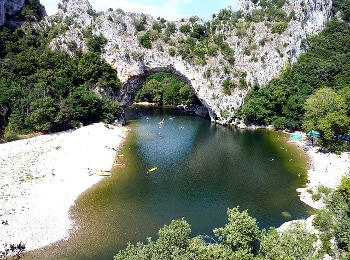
[24,106,312,259]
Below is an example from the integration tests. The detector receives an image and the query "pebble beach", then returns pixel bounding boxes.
[0,123,128,252]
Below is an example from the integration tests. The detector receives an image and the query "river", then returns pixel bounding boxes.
[25,106,312,259]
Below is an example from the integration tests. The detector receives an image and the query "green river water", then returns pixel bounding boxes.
[25,106,312,259]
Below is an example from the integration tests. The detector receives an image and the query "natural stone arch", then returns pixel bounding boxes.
[50,0,333,124]
[116,66,214,119]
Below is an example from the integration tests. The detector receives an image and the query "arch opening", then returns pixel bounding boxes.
[116,68,210,120]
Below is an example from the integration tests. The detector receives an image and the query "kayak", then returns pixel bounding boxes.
[147,167,158,174]
[113,163,126,167]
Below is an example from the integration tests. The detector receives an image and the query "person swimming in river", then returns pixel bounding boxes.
[159,119,164,128]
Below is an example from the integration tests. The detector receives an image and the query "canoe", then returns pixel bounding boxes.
[98,173,111,177]
[113,163,126,167]
[95,169,112,176]
[147,167,158,174]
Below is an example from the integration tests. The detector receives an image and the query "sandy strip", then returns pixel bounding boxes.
[0,123,128,252]
[295,138,350,209]
[279,135,350,234]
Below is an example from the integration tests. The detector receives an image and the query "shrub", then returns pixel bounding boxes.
[168,48,176,56]
[271,21,288,34]
[133,15,147,32]
[138,32,152,48]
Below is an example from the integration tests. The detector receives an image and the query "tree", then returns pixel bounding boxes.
[86,34,107,53]
[138,32,152,49]
[114,218,191,259]
[259,224,317,259]
[213,206,259,253]
[29,96,58,132]
[302,87,349,148]
[314,177,350,258]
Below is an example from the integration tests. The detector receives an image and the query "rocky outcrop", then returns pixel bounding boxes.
[0,0,25,26]
[0,0,46,27]
[46,0,333,124]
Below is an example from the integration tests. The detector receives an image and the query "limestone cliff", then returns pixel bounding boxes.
[0,0,46,27]
[44,0,332,124]
[0,0,25,26]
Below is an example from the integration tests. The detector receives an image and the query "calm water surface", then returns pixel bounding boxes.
[26,106,312,259]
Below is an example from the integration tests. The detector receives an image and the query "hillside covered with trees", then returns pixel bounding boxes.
[240,0,350,150]
[0,22,123,141]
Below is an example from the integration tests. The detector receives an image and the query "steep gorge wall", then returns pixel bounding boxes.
[0,0,25,26]
[0,0,46,27]
[45,0,332,124]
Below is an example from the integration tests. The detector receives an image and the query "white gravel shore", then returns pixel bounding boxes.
[295,139,350,209]
[0,123,128,252]
[279,135,350,235]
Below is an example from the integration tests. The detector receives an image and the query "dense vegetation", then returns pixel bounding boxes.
[114,176,350,259]
[241,18,350,150]
[135,72,198,106]
[313,177,350,259]
[0,24,123,141]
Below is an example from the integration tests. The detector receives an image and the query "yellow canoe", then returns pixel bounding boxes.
[147,167,158,174]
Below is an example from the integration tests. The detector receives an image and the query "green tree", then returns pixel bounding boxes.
[259,224,317,259]
[138,31,152,49]
[302,87,349,148]
[29,96,58,132]
[114,218,191,259]
[314,177,350,258]
[213,207,259,253]
[86,34,107,53]
[133,15,147,32]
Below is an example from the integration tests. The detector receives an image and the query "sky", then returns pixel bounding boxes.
[41,0,238,21]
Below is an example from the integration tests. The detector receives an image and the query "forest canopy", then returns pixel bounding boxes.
[241,18,350,150]
[0,25,123,141]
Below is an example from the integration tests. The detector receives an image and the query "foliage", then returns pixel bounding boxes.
[135,72,197,106]
[133,15,147,32]
[332,0,350,22]
[213,207,259,253]
[138,31,152,48]
[303,87,349,149]
[259,224,317,259]
[0,25,122,138]
[86,34,107,53]
[271,21,288,34]
[114,206,322,259]
[242,18,350,142]
[21,0,45,22]
[313,177,350,258]
[222,77,236,95]
[114,218,191,260]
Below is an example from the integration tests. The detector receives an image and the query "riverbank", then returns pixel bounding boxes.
[293,137,350,210]
[278,135,349,235]
[0,123,128,252]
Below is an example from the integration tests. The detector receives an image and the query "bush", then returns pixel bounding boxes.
[168,47,176,56]
[271,21,288,34]
[138,32,152,48]
[133,15,147,32]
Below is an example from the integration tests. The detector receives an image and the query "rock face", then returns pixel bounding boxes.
[0,0,25,26]
[46,0,332,124]
[0,0,46,26]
